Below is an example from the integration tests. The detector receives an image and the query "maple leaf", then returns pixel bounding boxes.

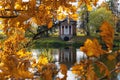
[80,39,104,57]
[99,21,114,52]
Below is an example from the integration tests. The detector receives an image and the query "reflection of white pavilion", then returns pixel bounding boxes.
[59,18,76,41]
[58,47,76,68]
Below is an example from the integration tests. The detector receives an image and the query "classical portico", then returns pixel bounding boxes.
[59,18,76,41]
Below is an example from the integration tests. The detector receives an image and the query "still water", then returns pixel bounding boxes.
[31,47,87,80]
[31,47,120,80]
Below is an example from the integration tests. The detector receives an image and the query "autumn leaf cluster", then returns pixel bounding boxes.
[1,0,118,80]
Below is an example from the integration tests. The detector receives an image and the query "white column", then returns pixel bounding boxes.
[71,26,73,35]
[63,25,65,34]
[61,25,63,35]
[64,26,70,35]
[68,26,69,35]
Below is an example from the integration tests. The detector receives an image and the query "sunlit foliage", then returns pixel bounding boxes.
[72,20,116,80]
[0,0,119,80]
[78,0,98,11]
[80,39,105,57]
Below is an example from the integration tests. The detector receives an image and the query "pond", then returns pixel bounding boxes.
[31,47,87,80]
[31,47,120,80]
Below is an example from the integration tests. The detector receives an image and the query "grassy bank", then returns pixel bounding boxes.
[33,37,83,48]
[33,36,120,49]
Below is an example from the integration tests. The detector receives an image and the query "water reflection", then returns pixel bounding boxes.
[117,73,120,80]
[58,47,76,68]
[31,47,87,80]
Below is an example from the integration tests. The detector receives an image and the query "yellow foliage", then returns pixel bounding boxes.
[14,2,22,10]
[86,4,92,11]
[0,0,117,79]
[57,13,66,20]
[80,39,104,57]
[70,13,78,21]
[16,49,31,58]
[78,0,98,11]
[38,56,48,65]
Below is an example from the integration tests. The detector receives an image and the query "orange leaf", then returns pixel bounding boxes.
[86,65,98,80]
[80,39,104,57]
[47,21,53,29]
[107,55,115,61]
[70,13,78,21]
[99,21,114,52]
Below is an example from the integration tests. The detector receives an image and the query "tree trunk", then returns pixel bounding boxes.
[86,11,90,36]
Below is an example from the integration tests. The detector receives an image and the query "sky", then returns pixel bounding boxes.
[98,0,104,5]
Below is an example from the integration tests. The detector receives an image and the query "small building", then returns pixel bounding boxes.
[59,18,76,41]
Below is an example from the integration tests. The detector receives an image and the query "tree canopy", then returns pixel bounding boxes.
[88,7,115,33]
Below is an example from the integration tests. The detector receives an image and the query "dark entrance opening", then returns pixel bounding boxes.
[64,36,69,41]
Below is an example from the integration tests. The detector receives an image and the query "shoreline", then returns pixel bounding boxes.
[33,36,120,49]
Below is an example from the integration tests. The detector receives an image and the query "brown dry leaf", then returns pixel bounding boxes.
[60,64,67,74]
[99,21,114,52]
[60,64,67,80]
